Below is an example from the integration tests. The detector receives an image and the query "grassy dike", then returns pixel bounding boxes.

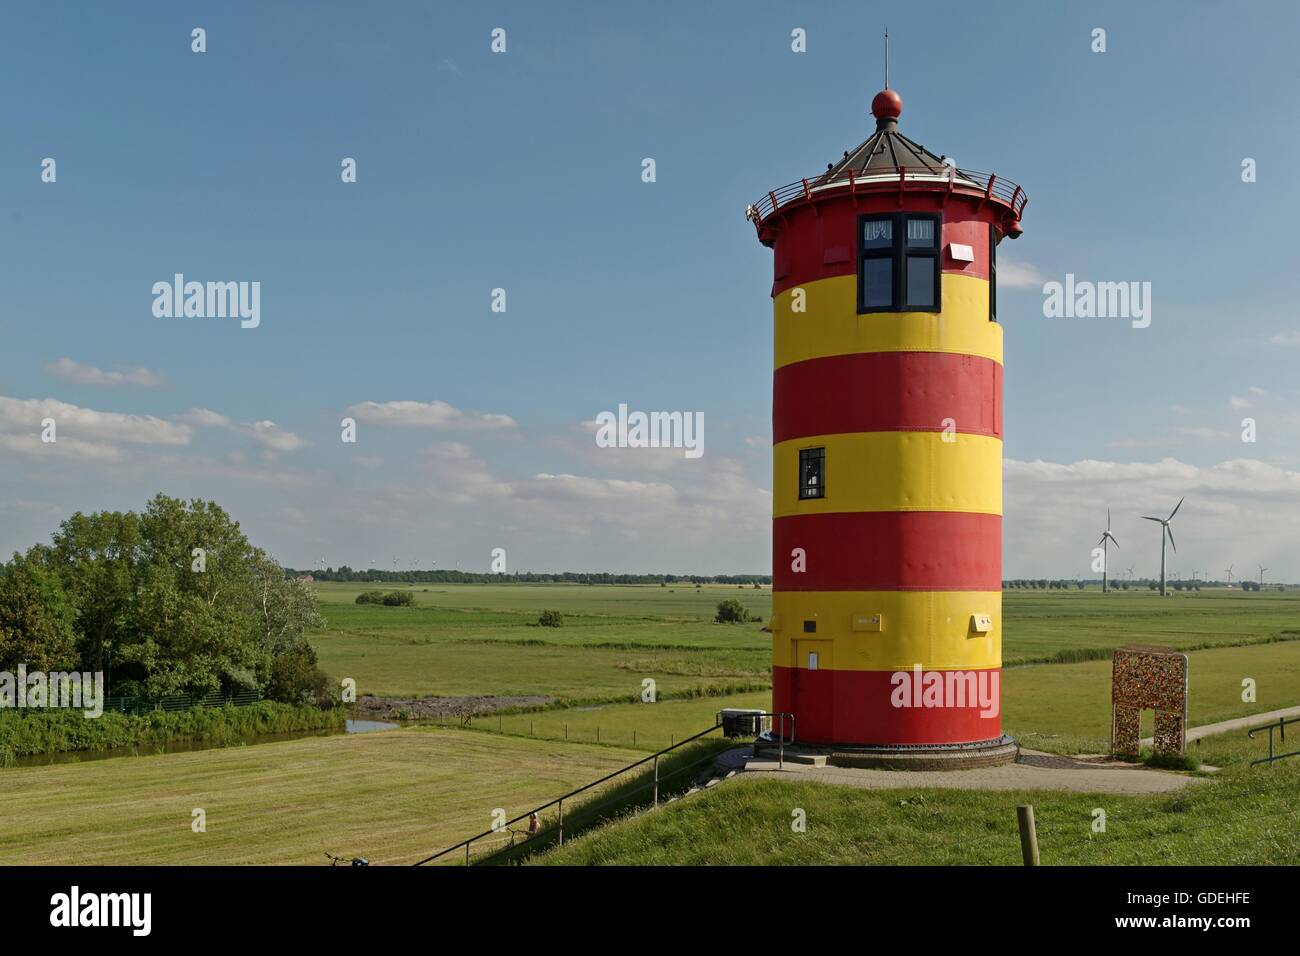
[531,729,1299,866]
[0,702,345,765]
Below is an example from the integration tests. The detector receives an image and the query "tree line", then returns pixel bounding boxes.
[0,494,330,705]
[292,568,772,585]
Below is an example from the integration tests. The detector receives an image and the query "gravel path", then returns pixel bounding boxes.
[725,747,1207,795]
[1140,705,1300,746]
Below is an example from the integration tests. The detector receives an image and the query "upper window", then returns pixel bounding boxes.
[857,213,942,313]
[989,224,998,323]
[798,447,824,500]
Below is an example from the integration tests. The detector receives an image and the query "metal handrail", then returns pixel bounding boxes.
[749,165,1027,225]
[413,722,724,866]
[1249,716,1300,766]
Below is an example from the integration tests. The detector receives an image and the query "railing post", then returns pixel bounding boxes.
[653,755,659,807]
[779,714,785,770]
[465,841,470,866]
[1017,805,1040,866]
[558,799,564,846]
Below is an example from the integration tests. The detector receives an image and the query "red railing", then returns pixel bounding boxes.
[748,165,1027,225]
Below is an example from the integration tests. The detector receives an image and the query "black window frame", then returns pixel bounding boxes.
[989,223,998,323]
[856,212,943,314]
[798,446,825,500]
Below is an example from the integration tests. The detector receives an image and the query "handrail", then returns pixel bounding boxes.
[1248,715,1300,766]
[749,165,1027,226]
[413,722,724,866]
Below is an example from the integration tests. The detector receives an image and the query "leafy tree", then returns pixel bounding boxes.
[0,553,78,672]
[538,609,563,627]
[45,509,143,682]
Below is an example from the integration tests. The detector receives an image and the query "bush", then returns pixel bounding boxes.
[538,609,564,627]
[714,599,750,624]
[380,591,416,607]
[355,590,386,605]
[265,640,332,706]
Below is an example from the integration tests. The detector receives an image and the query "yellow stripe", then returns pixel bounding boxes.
[771,590,1001,670]
[774,431,1002,517]
[774,273,1001,370]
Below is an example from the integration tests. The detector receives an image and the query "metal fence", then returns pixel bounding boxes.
[749,164,1028,225]
[105,688,261,716]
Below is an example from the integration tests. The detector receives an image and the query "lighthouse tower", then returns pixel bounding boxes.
[749,83,1027,764]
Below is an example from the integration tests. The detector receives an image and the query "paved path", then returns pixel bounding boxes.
[1140,705,1300,747]
[723,747,1206,795]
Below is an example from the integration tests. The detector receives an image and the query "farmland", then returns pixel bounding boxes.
[2,581,1297,865]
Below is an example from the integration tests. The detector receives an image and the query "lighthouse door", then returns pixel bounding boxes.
[794,639,834,742]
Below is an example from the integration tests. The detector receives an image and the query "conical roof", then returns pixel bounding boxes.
[816,88,949,184]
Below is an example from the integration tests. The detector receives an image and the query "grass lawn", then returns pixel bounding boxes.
[534,726,1300,866]
[0,727,639,865]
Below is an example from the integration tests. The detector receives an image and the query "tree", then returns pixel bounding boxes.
[0,553,78,672]
[45,509,143,683]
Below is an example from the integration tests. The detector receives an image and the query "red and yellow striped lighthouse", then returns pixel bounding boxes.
[750,85,1027,759]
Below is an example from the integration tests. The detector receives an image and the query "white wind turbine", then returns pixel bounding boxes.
[1097,509,1119,593]
[1258,565,1268,589]
[1142,497,1183,597]
[1224,563,1234,588]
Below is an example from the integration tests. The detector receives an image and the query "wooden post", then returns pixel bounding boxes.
[653,754,660,807]
[558,799,564,846]
[1017,805,1040,866]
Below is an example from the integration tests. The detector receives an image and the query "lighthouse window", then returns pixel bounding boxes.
[906,219,935,247]
[861,258,893,309]
[857,213,942,313]
[798,447,825,500]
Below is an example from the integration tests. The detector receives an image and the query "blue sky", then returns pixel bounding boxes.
[3,0,1299,580]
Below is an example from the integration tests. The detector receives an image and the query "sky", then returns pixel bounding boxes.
[2,0,1299,580]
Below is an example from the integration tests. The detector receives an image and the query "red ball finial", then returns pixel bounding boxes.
[872,88,902,120]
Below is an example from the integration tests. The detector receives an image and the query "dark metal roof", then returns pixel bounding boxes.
[816,112,949,186]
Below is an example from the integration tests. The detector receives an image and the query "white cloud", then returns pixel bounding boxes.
[1004,456,1300,579]
[345,400,517,431]
[0,395,191,446]
[1268,331,1300,346]
[997,257,1046,289]
[180,407,307,452]
[43,358,164,388]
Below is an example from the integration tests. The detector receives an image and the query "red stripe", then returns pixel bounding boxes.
[770,193,998,298]
[774,352,1002,444]
[772,666,1003,745]
[773,512,1001,591]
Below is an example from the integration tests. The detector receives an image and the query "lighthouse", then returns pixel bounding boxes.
[749,80,1027,765]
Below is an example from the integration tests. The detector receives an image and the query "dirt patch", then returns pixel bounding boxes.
[356,694,554,721]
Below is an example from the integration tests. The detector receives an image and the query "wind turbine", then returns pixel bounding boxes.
[1259,565,1268,588]
[1142,497,1183,597]
[1097,509,1119,593]
[1224,563,1234,588]
[1125,565,1134,582]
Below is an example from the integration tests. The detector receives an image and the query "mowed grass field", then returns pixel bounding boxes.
[0,727,639,865]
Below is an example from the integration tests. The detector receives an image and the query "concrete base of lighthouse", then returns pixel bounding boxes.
[756,732,1019,770]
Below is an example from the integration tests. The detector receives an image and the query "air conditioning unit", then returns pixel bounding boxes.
[720,708,765,738]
